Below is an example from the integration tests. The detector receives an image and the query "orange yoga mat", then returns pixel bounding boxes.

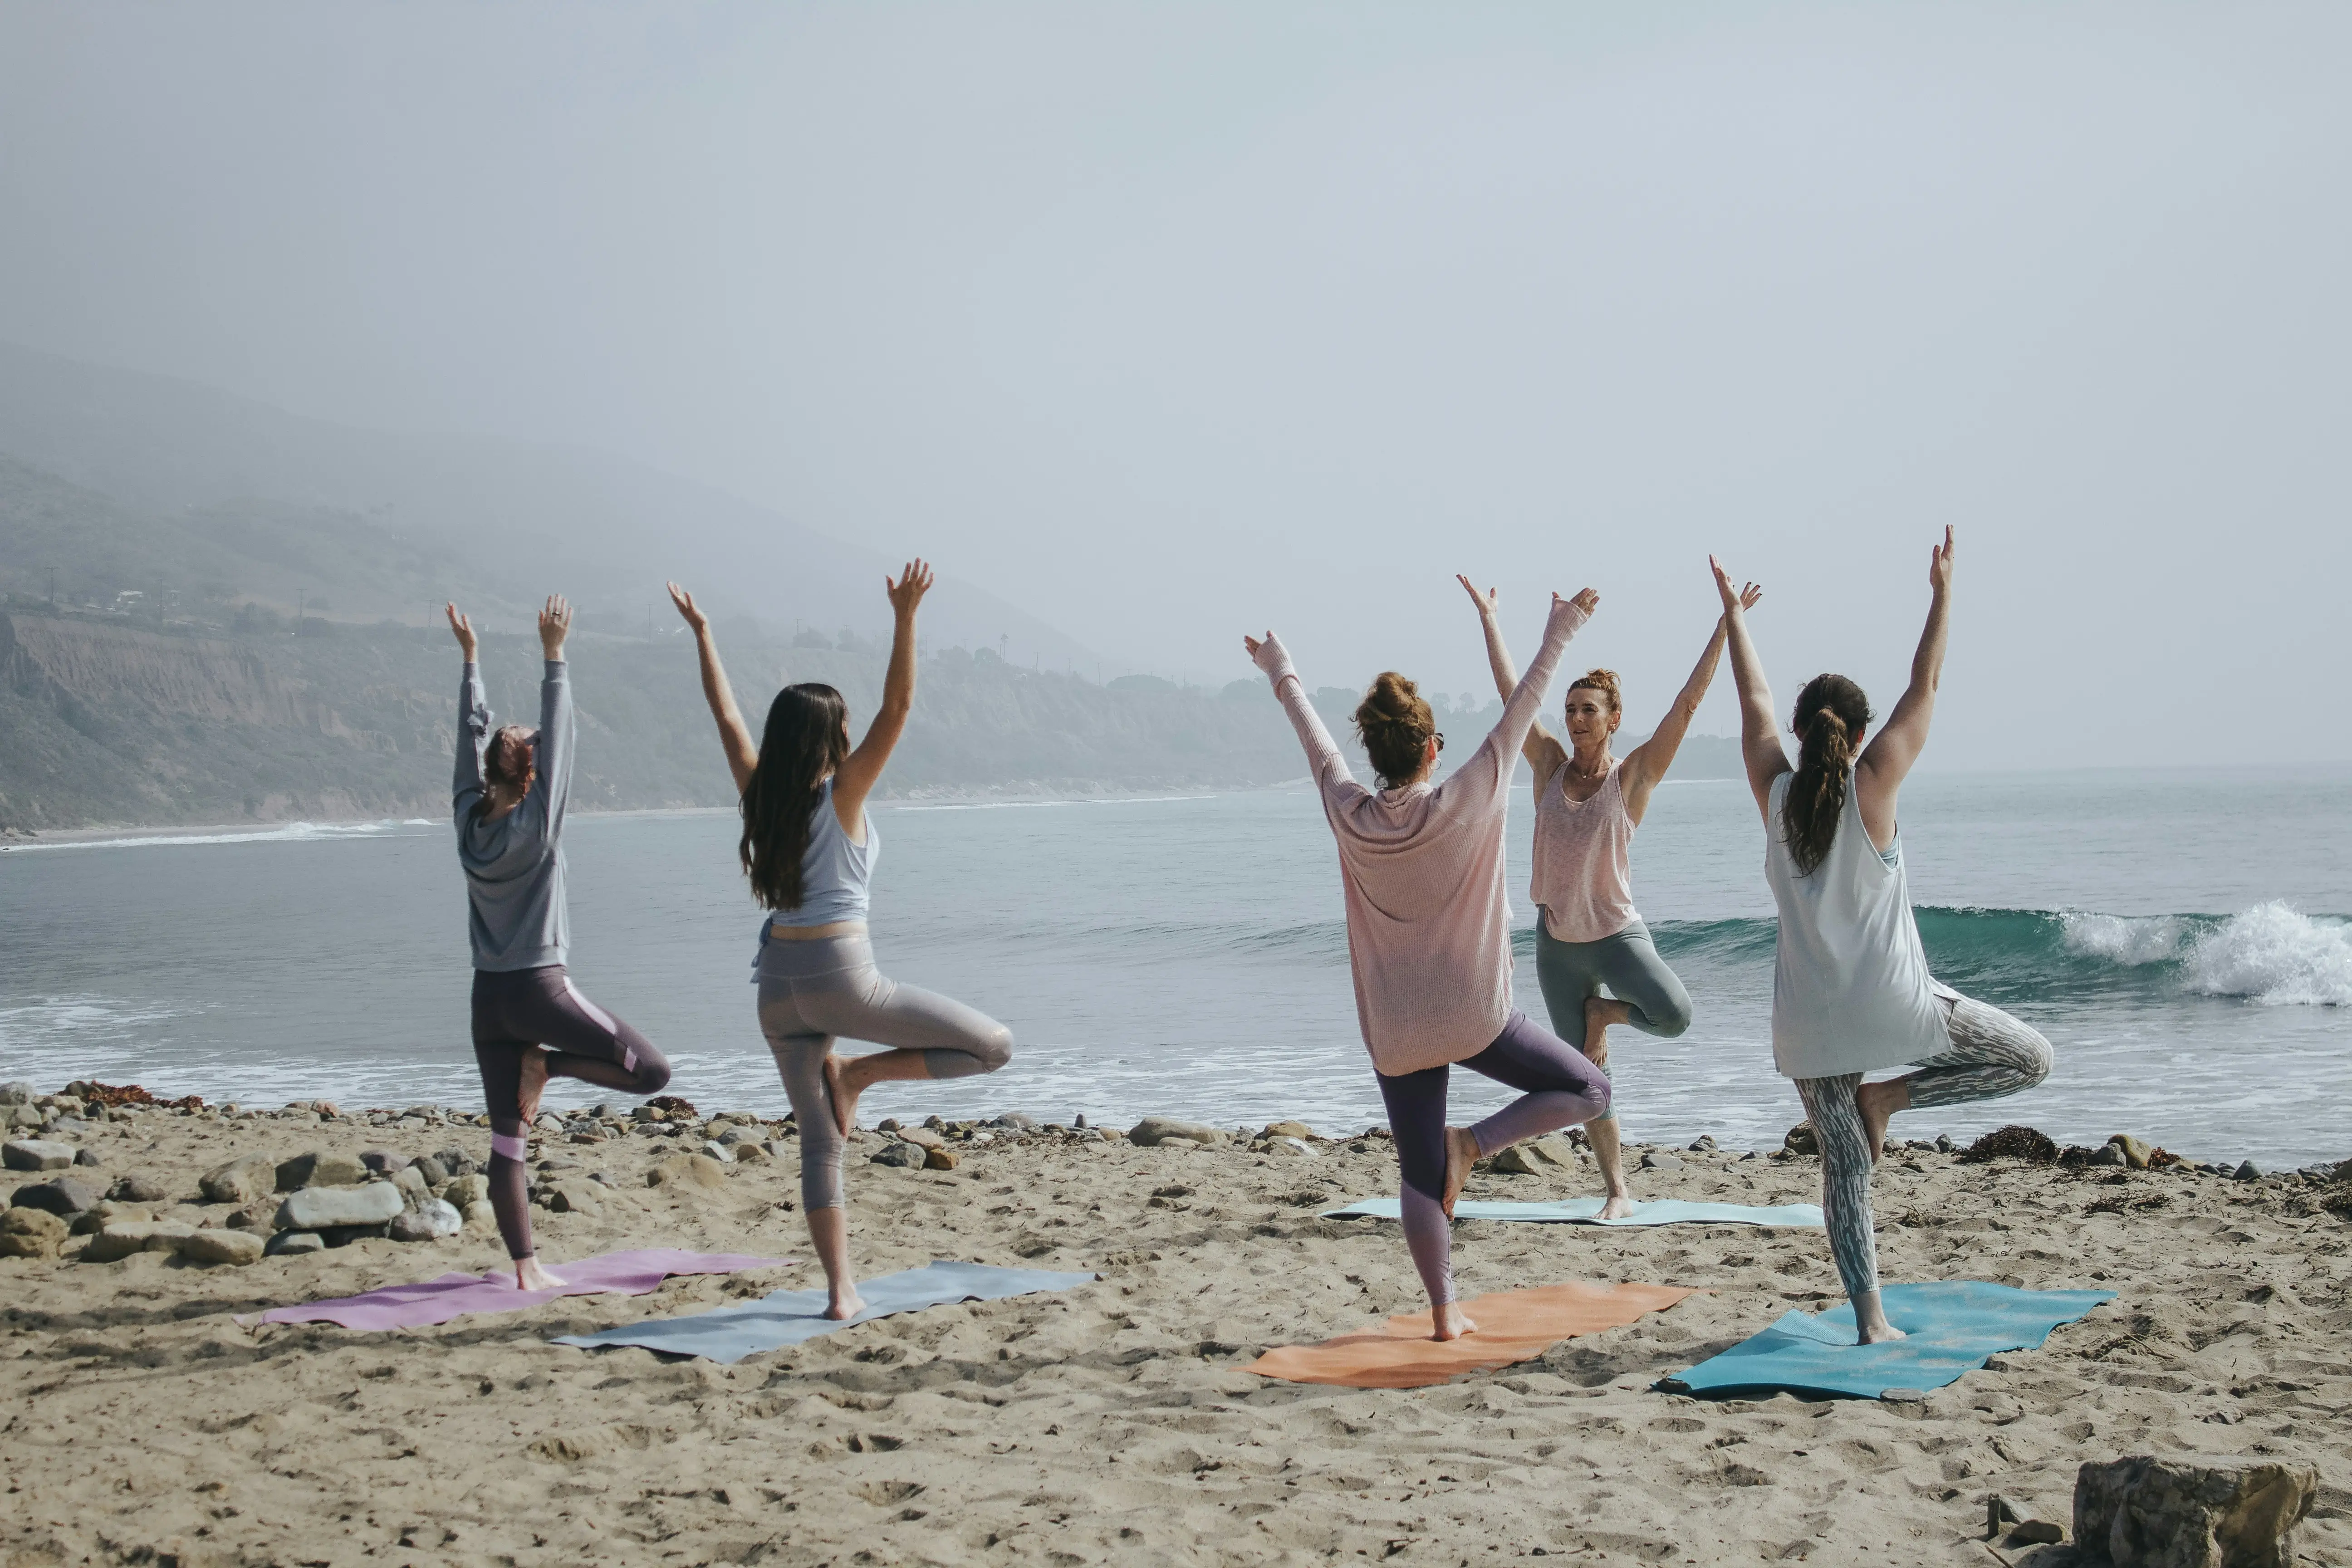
[1248,1281,1702,1388]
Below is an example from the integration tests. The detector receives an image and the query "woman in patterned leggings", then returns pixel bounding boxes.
[1710,531,2052,1343]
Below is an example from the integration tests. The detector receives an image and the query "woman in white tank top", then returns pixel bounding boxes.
[1714,530,2051,1345]
[1461,575,1758,1217]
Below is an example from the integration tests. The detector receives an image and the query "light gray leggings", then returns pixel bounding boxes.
[1795,988,2053,1299]
[1534,919,1694,1123]
[757,934,1014,1211]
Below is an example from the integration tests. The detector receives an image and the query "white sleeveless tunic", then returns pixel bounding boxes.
[1764,769,1949,1078]
[1529,760,1640,943]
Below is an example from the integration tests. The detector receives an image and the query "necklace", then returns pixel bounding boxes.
[1567,752,1611,782]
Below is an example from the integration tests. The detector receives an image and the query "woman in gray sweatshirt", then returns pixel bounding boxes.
[450,594,672,1291]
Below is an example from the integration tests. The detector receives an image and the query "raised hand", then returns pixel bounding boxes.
[666,581,709,634]
[1709,555,1754,614]
[1929,525,1955,596]
[445,603,477,660]
[538,594,572,658]
[1456,574,1499,619]
[886,559,935,619]
[1740,582,1764,613]
[1558,588,1600,617]
[1243,632,1269,661]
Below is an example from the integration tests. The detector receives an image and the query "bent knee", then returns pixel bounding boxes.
[636,1057,673,1096]
[1647,1001,1694,1039]
[1586,1077,1613,1120]
[972,1024,1014,1074]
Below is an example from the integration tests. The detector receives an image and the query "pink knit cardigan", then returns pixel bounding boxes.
[1255,595,1588,1074]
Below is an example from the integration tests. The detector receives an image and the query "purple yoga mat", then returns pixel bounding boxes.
[237,1249,792,1330]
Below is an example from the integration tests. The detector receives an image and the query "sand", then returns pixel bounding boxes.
[4,1102,2347,1567]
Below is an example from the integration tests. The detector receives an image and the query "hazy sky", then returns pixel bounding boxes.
[3,4,2347,765]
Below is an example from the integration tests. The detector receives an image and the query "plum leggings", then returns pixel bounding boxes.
[758,934,1013,1212]
[472,965,671,1261]
[1794,988,2053,1300]
[1377,1009,1612,1307]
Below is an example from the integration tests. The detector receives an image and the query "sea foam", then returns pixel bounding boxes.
[2181,901,2352,1007]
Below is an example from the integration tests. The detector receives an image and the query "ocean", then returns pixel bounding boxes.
[4,767,2347,1167]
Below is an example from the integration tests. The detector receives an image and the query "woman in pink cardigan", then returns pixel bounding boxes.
[1246,588,1612,1340]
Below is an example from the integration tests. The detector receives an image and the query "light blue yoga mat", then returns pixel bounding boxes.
[552,1260,1099,1365]
[1659,1280,2115,1400]
[1324,1196,1826,1228]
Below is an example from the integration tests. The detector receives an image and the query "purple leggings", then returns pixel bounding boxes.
[471,965,671,1261]
[1376,1009,1611,1306]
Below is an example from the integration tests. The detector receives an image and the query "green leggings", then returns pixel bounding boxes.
[1532,919,1694,1123]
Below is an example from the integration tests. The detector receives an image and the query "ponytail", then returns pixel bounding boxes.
[740,684,851,910]
[1781,674,1872,876]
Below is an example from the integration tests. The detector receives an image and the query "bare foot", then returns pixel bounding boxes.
[1582,995,1626,1068]
[823,1053,860,1138]
[514,1255,566,1292]
[515,1047,552,1129]
[1431,1301,1479,1341]
[1853,1289,1906,1343]
[1857,1320,1909,1345]
[1597,1193,1638,1220]
[1855,1077,1909,1165]
[1441,1126,1480,1219]
[824,1289,867,1322]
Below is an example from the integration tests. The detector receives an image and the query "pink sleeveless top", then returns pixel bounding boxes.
[1530,759,1640,942]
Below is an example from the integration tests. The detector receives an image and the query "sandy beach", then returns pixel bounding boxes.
[4,1093,2347,1567]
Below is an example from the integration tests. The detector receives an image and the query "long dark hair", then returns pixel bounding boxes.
[740,683,851,910]
[1782,674,1873,877]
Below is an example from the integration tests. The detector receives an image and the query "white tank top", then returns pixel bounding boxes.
[1529,759,1640,943]
[1764,769,1950,1078]
[767,778,875,927]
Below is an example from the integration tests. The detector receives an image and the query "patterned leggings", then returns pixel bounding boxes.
[1794,989,2053,1300]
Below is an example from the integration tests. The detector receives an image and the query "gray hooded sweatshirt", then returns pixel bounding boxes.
[453,660,573,971]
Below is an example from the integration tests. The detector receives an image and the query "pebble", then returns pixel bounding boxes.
[274,1181,405,1231]
[72,1147,101,1167]
[11,1176,101,1217]
[871,1141,926,1169]
[991,1112,1040,1132]
[2234,1161,2263,1181]
[177,1228,265,1266]
[199,1153,276,1205]
[1261,1121,1316,1142]
[107,1174,170,1204]
[265,1230,325,1257]
[700,1140,735,1164]
[1687,1135,1717,1152]
[1640,1151,1685,1171]
[897,1127,946,1151]
[925,1147,960,1171]
[2,1138,78,1172]
[730,1142,772,1165]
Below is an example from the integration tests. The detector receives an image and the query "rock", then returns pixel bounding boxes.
[432,1146,476,1178]
[1935,1132,1956,1153]
[274,1181,405,1231]
[699,1139,735,1163]
[412,1155,449,1187]
[2234,1161,2263,1181]
[1261,1121,1317,1141]
[442,1172,490,1208]
[1264,1137,1316,1158]
[12,1176,101,1217]
[1688,1135,1718,1152]
[991,1112,1039,1131]
[73,1147,101,1167]
[545,1182,604,1215]
[391,1165,434,1208]
[0,1081,32,1105]
[462,1200,497,1230]
[1641,1151,1685,1171]
[266,1229,325,1256]
[633,1105,664,1123]
[2107,1134,2155,1169]
[1783,1123,1820,1157]
[388,1200,463,1241]
[1128,1117,1225,1149]
[176,1229,265,1266]
[3,1139,77,1171]
[226,1203,276,1232]
[2005,1519,2065,1546]
[319,1222,392,1247]
[0,1205,70,1257]
[897,1127,946,1150]
[2090,1144,2128,1167]
[358,1149,412,1175]
[275,1151,370,1191]
[2075,1455,2316,1568]
[871,1141,927,1169]
[645,1154,731,1192]
[1490,1144,1550,1176]
[729,1141,770,1165]
[72,1200,152,1234]
[925,1147,960,1171]
[83,1220,197,1262]
[717,1126,766,1147]
[107,1174,170,1204]
[199,1153,276,1205]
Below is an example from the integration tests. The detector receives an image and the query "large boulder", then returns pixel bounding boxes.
[3,1139,77,1172]
[274,1151,369,1191]
[0,1205,69,1258]
[176,1229,266,1267]
[1128,1117,1226,1149]
[199,1154,277,1205]
[274,1181,404,1231]
[11,1177,101,1218]
[2076,1456,2317,1568]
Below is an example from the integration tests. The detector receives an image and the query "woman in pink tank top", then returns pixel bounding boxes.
[1460,574,1761,1217]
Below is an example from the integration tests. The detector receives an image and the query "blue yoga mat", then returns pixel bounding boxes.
[553,1260,1099,1365]
[1659,1280,2115,1400]
[1324,1196,1825,1228]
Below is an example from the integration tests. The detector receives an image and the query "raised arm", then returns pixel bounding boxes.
[1710,557,1787,819]
[1442,589,1595,813]
[831,559,931,827]
[1856,527,1954,836]
[1245,631,1357,797]
[1620,583,1762,822]
[668,582,759,794]
[447,603,489,817]
[531,595,576,832]
[1457,575,1566,784]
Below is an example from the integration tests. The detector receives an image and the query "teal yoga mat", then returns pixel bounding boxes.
[552,1260,1098,1364]
[1324,1196,1825,1228]
[1659,1281,2115,1400]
